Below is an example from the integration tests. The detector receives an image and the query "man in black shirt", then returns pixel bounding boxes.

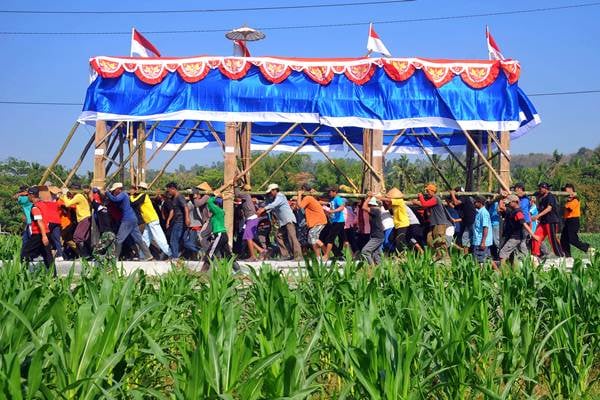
[450,187,477,251]
[361,193,384,265]
[165,182,190,260]
[531,182,564,257]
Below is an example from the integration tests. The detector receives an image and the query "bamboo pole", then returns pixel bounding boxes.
[39,121,80,185]
[487,130,511,163]
[217,123,299,192]
[487,133,493,192]
[426,127,466,170]
[383,128,406,156]
[311,139,360,193]
[105,131,159,187]
[137,122,147,183]
[65,132,96,186]
[499,131,511,187]
[371,128,384,192]
[334,126,384,186]
[145,120,186,166]
[147,129,196,189]
[128,123,135,186]
[223,122,237,247]
[240,121,252,185]
[205,120,225,152]
[462,130,509,192]
[414,135,452,190]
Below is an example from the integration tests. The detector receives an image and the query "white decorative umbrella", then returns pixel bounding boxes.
[225,25,265,42]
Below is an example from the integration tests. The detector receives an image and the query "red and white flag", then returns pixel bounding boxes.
[366,23,391,57]
[486,26,505,61]
[233,40,250,57]
[130,28,161,58]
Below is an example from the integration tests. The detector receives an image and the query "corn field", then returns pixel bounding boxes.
[1,247,599,399]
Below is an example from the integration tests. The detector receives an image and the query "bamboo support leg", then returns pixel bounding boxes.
[39,121,80,185]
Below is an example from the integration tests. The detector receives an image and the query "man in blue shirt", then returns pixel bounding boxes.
[322,186,346,261]
[472,196,493,263]
[105,182,153,261]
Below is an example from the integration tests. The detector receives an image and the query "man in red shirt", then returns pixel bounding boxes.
[37,186,64,261]
[20,186,56,275]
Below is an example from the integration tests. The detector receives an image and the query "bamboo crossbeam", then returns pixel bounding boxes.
[311,139,360,193]
[148,129,196,189]
[414,135,452,189]
[487,130,511,162]
[64,132,96,186]
[39,121,80,185]
[145,120,186,166]
[258,137,311,190]
[383,128,406,156]
[105,129,159,186]
[427,127,466,170]
[462,130,509,192]
[217,123,299,192]
[333,126,384,184]
[206,120,225,152]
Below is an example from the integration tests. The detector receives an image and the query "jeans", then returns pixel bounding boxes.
[169,221,184,258]
[143,220,171,256]
[183,229,201,253]
[48,223,64,258]
[117,219,151,259]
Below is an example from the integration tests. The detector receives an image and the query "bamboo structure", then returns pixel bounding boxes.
[45,120,518,244]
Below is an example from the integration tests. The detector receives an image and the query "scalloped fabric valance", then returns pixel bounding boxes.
[90,55,520,89]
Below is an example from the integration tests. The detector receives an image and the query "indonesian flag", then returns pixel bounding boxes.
[233,40,250,57]
[131,28,161,58]
[366,23,391,57]
[486,26,505,61]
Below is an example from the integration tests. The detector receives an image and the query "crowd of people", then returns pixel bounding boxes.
[14,178,595,274]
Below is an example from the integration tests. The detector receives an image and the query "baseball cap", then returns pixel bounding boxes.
[505,194,519,204]
[27,186,40,196]
[368,196,379,206]
[538,182,550,190]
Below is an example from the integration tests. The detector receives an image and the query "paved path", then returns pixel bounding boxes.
[52,256,592,277]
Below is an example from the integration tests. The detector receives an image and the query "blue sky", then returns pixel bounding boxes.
[0,0,599,171]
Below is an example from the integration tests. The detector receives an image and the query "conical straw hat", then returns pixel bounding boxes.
[386,187,404,199]
[196,182,213,192]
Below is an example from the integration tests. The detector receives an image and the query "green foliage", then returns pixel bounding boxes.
[3,236,599,398]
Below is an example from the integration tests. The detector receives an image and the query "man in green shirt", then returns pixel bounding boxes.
[201,192,240,273]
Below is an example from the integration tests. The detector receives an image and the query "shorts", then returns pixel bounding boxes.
[461,226,473,247]
[499,237,528,260]
[473,246,490,263]
[323,222,344,245]
[308,224,325,245]
[242,218,260,241]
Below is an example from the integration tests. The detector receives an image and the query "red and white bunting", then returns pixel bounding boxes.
[90,56,520,88]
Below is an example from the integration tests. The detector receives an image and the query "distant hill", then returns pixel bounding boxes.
[511,146,597,168]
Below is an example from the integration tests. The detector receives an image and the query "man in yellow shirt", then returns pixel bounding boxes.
[60,184,92,258]
[130,182,171,259]
[378,187,409,252]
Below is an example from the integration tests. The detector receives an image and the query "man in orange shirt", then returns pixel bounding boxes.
[297,184,327,258]
[560,184,593,257]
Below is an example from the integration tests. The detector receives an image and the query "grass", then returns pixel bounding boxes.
[0,235,599,399]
